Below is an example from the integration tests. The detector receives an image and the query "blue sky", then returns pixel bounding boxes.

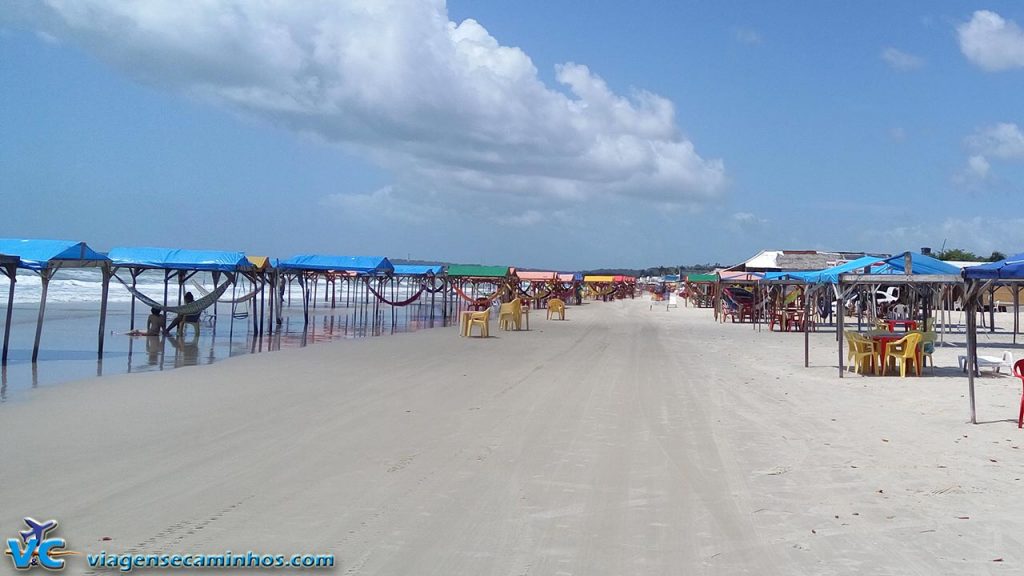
[2,1,1023,270]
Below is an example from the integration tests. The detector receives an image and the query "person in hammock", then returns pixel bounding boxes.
[165,292,201,335]
[126,307,166,336]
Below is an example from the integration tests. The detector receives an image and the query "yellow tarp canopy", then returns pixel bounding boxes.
[247,256,271,270]
[584,275,616,283]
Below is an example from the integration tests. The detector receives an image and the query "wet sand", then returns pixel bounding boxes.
[1,299,1022,575]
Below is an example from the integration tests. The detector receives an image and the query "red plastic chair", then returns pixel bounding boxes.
[1014,359,1024,429]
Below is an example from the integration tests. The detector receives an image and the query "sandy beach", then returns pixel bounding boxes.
[2,298,1023,575]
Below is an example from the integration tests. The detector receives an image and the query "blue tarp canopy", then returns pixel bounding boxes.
[662,274,680,282]
[763,256,886,284]
[0,238,109,271]
[963,253,1024,280]
[392,264,443,276]
[875,252,960,275]
[279,255,394,274]
[108,246,252,272]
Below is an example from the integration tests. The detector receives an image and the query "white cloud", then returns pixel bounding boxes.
[967,154,991,179]
[728,211,769,233]
[967,123,1024,160]
[957,10,1024,71]
[954,123,1024,190]
[20,0,726,207]
[733,28,762,45]
[321,185,446,224]
[880,47,924,71]
[861,217,1024,256]
[498,210,544,227]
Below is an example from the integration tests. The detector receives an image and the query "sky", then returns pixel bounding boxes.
[1,1,1023,270]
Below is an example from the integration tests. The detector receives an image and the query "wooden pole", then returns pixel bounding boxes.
[1014,286,1019,345]
[128,268,138,330]
[837,283,845,378]
[989,285,996,333]
[97,265,110,358]
[804,285,811,368]
[32,269,52,363]
[966,286,978,424]
[2,264,15,365]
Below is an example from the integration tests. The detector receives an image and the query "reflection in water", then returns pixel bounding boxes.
[146,335,163,367]
[0,298,455,400]
[169,332,201,368]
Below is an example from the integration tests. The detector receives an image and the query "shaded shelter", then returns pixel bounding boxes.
[446,265,515,312]
[108,246,256,336]
[684,273,716,307]
[962,253,1024,424]
[515,271,560,307]
[0,239,111,363]
[836,252,962,379]
[277,255,394,324]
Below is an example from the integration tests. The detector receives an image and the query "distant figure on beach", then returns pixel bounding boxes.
[165,292,200,335]
[126,307,165,336]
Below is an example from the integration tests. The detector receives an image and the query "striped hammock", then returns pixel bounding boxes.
[114,274,235,315]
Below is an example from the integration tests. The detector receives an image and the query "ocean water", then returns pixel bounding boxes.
[0,269,452,402]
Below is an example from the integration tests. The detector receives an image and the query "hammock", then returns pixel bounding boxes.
[516,281,553,302]
[365,278,426,307]
[192,279,261,304]
[115,273,234,315]
[453,283,500,304]
[588,283,618,297]
[422,276,447,294]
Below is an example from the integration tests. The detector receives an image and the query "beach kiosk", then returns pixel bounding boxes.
[0,239,111,363]
[836,252,962,378]
[277,255,394,325]
[107,247,257,334]
[962,254,1024,424]
[445,265,515,311]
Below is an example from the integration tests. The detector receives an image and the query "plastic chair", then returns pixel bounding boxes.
[467,310,490,337]
[844,330,858,368]
[845,332,876,375]
[919,331,937,371]
[1013,359,1024,429]
[498,299,522,331]
[884,332,922,377]
[177,319,201,338]
[547,298,566,320]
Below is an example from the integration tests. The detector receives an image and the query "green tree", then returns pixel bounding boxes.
[935,248,979,261]
[988,251,1007,262]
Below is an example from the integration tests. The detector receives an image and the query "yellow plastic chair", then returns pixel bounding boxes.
[467,310,490,337]
[845,332,877,375]
[885,332,922,377]
[547,298,566,320]
[844,330,858,367]
[499,299,522,331]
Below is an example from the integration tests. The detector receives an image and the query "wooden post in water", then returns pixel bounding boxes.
[97,265,110,358]
[2,263,15,365]
[32,269,53,363]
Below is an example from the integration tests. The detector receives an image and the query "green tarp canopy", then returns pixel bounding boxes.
[687,273,717,282]
[446,265,511,278]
